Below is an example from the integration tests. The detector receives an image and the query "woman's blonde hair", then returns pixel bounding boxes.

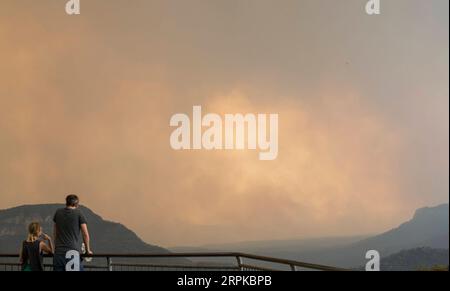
[27,222,41,242]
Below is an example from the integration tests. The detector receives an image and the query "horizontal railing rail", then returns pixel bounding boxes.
[0,252,349,271]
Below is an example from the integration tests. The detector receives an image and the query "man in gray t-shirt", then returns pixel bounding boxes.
[53,207,87,254]
[53,194,92,271]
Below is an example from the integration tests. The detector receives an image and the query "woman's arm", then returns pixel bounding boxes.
[40,234,54,254]
[19,241,28,266]
[18,243,24,264]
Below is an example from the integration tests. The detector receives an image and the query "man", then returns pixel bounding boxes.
[53,194,93,271]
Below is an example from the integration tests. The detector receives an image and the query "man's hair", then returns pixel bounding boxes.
[66,194,79,207]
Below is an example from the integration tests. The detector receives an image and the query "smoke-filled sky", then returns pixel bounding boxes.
[0,0,448,246]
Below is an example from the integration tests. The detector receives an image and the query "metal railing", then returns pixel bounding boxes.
[0,253,349,271]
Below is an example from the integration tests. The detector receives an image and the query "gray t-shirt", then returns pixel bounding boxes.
[53,208,87,255]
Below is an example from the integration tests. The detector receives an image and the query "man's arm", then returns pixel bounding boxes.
[81,223,92,254]
[53,224,57,242]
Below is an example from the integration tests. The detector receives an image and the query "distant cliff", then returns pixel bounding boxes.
[310,203,449,267]
[172,203,449,269]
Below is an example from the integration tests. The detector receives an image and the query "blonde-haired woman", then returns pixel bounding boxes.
[19,222,54,271]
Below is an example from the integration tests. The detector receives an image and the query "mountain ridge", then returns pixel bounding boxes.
[1,202,448,269]
[0,203,169,254]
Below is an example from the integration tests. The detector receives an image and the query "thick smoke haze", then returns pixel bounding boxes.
[0,0,448,246]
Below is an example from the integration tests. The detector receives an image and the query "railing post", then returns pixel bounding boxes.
[290,264,297,271]
[236,256,243,271]
[107,256,113,271]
